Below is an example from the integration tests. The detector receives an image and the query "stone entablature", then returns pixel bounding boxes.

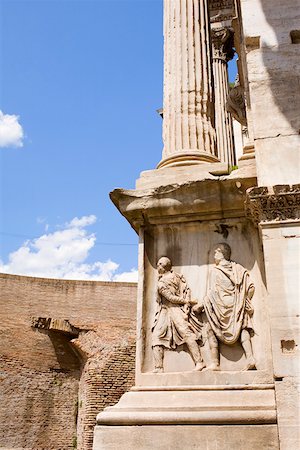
[209,0,235,23]
[246,184,300,223]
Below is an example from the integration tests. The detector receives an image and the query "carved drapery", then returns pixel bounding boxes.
[226,76,247,127]
[211,27,235,166]
[159,0,218,168]
[246,185,300,223]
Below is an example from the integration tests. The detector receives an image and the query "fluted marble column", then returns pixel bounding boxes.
[211,27,236,166]
[158,0,218,169]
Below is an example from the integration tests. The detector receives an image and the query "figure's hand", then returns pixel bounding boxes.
[188,298,198,306]
[245,297,254,315]
[182,302,190,320]
[192,301,204,314]
[248,285,255,300]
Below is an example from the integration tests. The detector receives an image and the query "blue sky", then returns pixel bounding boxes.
[0,0,237,281]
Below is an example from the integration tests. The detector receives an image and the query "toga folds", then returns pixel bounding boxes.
[152,271,203,349]
[204,261,254,345]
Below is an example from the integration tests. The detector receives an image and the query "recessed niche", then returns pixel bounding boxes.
[281,339,296,354]
[290,30,300,44]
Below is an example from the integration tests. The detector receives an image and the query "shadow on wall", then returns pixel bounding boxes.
[254,0,300,136]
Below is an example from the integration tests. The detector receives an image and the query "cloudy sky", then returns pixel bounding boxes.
[0,0,237,282]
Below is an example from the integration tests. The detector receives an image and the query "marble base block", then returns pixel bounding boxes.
[93,387,278,449]
[93,424,279,450]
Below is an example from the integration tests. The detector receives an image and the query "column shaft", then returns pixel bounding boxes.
[212,28,235,166]
[159,0,218,168]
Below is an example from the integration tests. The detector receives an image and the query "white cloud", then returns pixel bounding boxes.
[0,110,24,148]
[67,215,97,228]
[36,216,49,232]
[0,215,137,282]
[114,269,138,282]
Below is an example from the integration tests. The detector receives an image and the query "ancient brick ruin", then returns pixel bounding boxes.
[0,273,137,449]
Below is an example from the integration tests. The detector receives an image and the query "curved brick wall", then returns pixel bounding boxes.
[0,273,137,450]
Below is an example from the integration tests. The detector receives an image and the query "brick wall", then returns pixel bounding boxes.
[77,343,136,450]
[0,273,137,450]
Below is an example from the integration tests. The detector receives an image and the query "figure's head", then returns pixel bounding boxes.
[214,243,231,265]
[157,256,172,274]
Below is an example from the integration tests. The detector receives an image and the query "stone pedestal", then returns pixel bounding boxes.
[94,175,279,449]
[94,424,278,450]
[91,1,300,448]
[94,387,278,449]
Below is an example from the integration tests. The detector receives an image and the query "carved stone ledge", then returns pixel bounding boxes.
[31,317,81,337]
[96,388,276,426]
[246,184,300,223]
[110,176,257,233]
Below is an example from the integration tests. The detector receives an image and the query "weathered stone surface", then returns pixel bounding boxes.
[96,387,276,425]
[136,220,272,383]
[136,162,230,190]
[257,222,300,379]
[112,176,257,232]
[31,317,82,336]
[211,26,235,166]
[94,424,279,450]
[209,0,236,23]
[246,184,300,223]
[160,0,217,167]
[240,6,300,446]
[239,0,300,186]
[255,135,300,186]
[246,195,300,450]
[275,377,300,450]
[95,1,300,449]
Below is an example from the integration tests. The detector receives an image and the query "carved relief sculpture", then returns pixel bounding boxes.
[246,184,300,223]
[203,243,256,371]
[226,76,247,127]
[152,257,205,373]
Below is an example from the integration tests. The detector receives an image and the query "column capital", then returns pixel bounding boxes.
[211,27,235,62]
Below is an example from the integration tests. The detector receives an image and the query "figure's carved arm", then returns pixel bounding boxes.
[158,285,186,305]
[192,300,204,314]
[247,283,255,300]
[245,282,255,315]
